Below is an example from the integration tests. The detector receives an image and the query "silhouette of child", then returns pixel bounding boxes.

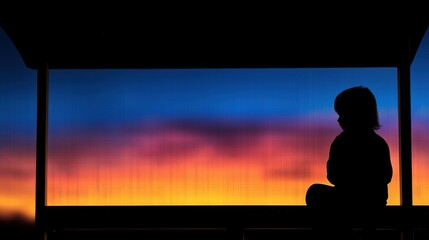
[306,86,393,209]
[305,86,394,240]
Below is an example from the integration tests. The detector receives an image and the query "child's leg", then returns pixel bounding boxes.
[305,183,336,208]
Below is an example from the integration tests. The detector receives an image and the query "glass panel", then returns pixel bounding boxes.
[0,27,37,220]
[47,68,399,205]
[412,28,429,205]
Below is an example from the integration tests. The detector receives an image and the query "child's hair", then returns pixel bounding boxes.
[334,86,381,130]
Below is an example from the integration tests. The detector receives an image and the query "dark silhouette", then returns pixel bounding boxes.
[306,86,393,239]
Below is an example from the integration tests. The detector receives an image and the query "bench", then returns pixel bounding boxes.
[43,205,429,240]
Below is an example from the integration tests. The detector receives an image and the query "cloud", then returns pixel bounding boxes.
[0,167,34,180]
[0,143,35,180]
[47,118,340,169]
[266,166,311,179]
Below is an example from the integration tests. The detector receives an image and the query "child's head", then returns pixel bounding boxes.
[334,86,380,131]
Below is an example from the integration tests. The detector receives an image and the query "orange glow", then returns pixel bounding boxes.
[45,124,402,207]
[4,123,429,222]
[47,130,329,205]
[0,147,35,220]
[411,123,429,205]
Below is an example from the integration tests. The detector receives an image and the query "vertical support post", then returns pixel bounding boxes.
[35,63,49,240]
[397,35,413,240]
[397,37,413,207]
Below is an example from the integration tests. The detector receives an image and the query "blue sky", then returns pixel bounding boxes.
[46,67,398,129]
[1,26,423,134]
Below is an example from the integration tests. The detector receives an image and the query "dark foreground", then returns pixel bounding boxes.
[2,220,429,240]
[46,228,426,240]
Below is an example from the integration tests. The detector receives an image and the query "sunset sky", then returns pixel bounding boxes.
[1,26,429,221]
